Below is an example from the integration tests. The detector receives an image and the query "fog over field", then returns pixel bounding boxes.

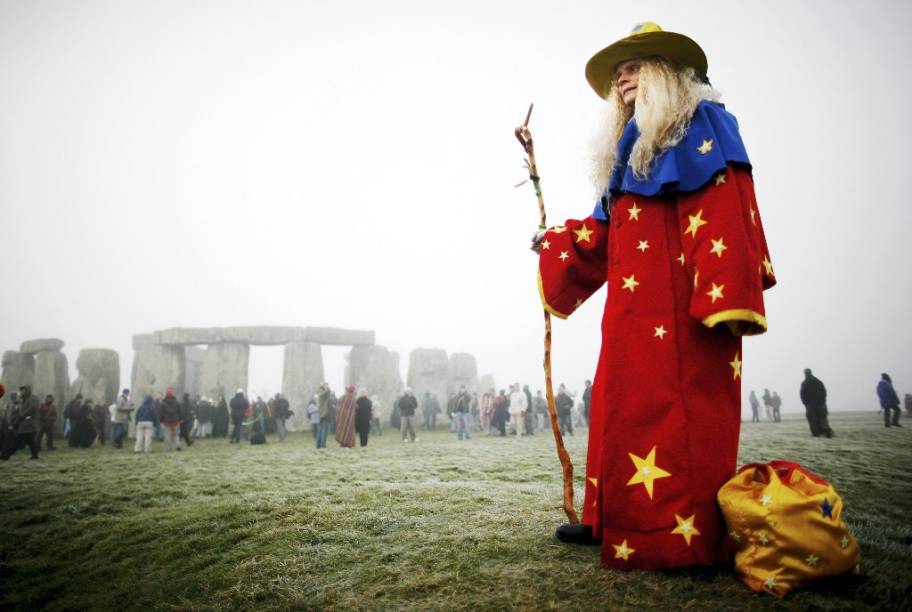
[2,0,910,412]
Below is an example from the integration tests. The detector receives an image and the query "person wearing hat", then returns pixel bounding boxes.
[533,22,774,570]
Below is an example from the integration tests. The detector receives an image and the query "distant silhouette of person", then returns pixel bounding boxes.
[905,393,912,417]
[799,369,833,437]
[876,373,902,428]
[749,391,760,422]
[761,388,774,421]
[771,391,782,422]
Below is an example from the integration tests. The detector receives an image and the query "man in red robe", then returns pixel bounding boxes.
[535,22,774,570]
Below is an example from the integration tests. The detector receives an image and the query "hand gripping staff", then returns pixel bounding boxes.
[514,104,579,525]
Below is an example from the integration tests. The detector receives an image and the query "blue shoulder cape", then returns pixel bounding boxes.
[592,101,750,220]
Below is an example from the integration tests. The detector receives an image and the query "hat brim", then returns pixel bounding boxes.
[585,31,707,99]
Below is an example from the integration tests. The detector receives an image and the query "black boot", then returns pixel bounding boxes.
[555,524,601,545]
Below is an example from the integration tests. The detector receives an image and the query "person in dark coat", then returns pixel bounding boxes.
[1,385,40,460]
[158,389,182,451]
[771,392,782,422]
[905,393,912,417]
[63,394,82,440]
[522,385,535,435]
[214,395,229,437]
[799,369,833,437]
[92,400,108,445]
[37,394,58,451]
[229,389,247,444]
[179,393,195,446]
[555,384,574,436]
[273,393,290,442]
[491,390,509,437]
[749,390,760,423]
[398,389,418,442]
[355,391,373,447]
[876,373,902,428]
[581,380,592,427]
[72,398,97,448]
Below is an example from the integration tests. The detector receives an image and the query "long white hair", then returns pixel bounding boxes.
[590,58,721,194]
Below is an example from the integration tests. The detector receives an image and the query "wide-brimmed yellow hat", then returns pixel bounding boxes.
[585,22,707,99]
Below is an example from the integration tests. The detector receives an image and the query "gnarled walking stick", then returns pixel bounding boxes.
[514,103,579,525]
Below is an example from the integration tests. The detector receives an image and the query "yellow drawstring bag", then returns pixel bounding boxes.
[717,461,861,597]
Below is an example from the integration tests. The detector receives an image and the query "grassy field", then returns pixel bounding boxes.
[0,412,910,611]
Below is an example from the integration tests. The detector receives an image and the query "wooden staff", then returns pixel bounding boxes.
[514,103,579,525]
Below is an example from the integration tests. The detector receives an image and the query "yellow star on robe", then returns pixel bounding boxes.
[636,240,650,252]
[707,282,724,303]
[574,224,593,243]
[697,138,714,154]
[621,274,640,292]
[763,255,774,276]
[612,539,635,561]
[758,530,769,545]
[626,446,671,499]
[627,203,641,221]
[558,250,569,262]
[574,298,583,310]
[714,173,726,186]
[684,209,708,238]
[749,207,757,226]
[540,239,550,250]
[654,325,667,339]
[760,494,772,507]
[709,237,727,258]
[805,554,819,567]
[764,576,777,591]
[677,252,685,266]
[671,513,701,546]
[840,536,849,549]
[729,352,742,380]
[729,530,741,542]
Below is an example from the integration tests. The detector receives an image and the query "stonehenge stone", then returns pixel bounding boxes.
[1,351,35,392]
[20,338,65,354]
[345,345,402,423]
[70,349,120,406]
[478,374,496,394]
[185,347,206,397]
[200,343,249,400]
[282,341,324,416]
[407,348,449,424]
[131,334,186,401]
[153,326,374,347]
[32,348,69,406]
[448,352,478,394]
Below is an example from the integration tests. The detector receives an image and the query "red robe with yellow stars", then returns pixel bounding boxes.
[538,103,774,570]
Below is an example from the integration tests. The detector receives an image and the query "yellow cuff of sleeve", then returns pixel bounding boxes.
[702,309,768,336]
[537,270,570,320]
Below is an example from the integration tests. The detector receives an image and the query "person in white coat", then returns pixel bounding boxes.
[508,383,528,436]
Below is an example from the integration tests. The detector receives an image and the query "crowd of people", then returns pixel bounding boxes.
[0,370,907,460]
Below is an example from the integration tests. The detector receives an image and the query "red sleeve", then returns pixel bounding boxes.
[677,164,775,336]
[537,216,609,319]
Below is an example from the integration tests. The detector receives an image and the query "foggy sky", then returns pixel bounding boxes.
[2,0,910,413]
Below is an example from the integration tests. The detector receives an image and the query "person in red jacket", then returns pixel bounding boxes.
[533,22,774,571]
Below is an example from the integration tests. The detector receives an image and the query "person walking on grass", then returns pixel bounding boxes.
[316,383,331,449]
[229,389,247,444]
[335,385,358,448]
[355,390,373,447]
[453,385,472,441]
[398,388,418,443]
[877,373,902,428]
[37,394,58,451]
[274,392,290,442]
[112,389,133,449]
[134,395,157,453]
[158,389,182,451]
[800,369,833,438]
